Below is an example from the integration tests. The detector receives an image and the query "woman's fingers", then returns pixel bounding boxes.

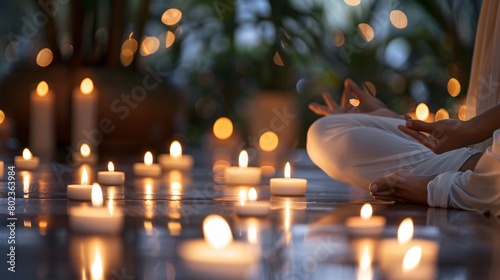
[322,92,339,111]
[346,78,370,100]
[398,125,437,151]
[308,103,333,116]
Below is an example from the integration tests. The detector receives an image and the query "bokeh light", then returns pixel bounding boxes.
[415,103,429,121]
[213,117,233,140]
[273,51,284,66]
[259,131,279,152]
[165,31,176,48]
[458,104,467,121]
[36,48,53,67]
[344,0,361,6]
[447,78,461,97]
[36,81,49,97]
[0,110,5,124]
[333,30,345,46]
[435,108,450,121]
[140,36,160,56]
[358,23,374,42]
[161,8,182,26]
[390,10,408,29]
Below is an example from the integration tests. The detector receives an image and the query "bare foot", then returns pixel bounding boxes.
[369,170,436,204]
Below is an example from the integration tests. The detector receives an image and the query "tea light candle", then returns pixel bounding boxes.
[71,78,97,153]
[270,162,307,196]
[67,166,93,200]
[225,150,261,185]
[235,188,270,217]
[73,143,98,164]
[98,162,125,185]
[178,215,259,278]
[30,81,55,160]
[14,148,40,170]
[69,183,124,234]
[159,141,194,170]
[134,151,161,177]
[346,203,386,236]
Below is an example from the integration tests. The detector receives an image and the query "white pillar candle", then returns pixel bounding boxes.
[270,162,307,196]
[235,188,270,216]
[71,78,98,153]
[345,203,386,236]
[98,161,125,185]
[69,183,124,234]
[73,143,98,164]
[30,81,55,161]
[67,166,93,200]
[134,151,162,177]
[225,150,261,185]
[159,140,194,170]
[14,148,40,170]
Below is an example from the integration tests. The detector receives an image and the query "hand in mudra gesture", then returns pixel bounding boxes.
[309,79,388,116]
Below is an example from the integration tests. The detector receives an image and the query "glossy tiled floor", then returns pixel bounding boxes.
[1,150,499,280]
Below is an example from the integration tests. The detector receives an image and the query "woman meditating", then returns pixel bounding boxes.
[307,0,500,216]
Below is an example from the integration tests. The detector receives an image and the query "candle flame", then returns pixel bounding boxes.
[80,78,94,95]
[402,245,422,271]
[203,215,233,249]
[284,162,291,179]
[360,203,373,220]
[239,150,248,168]
[91,248,103,280]
[239,189,246,206]
[170,140,182,159]
[81,166,88,185]
[91,183,104,207]
[80,143,91,158]
[248,188,257,201]
[415,103,429,121]
[36,81,49,97]
[22,148,32,160]
[144,151,153,166]
[397,217,414,244]
[108,161,115,172]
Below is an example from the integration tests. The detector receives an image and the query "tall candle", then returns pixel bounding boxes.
[72,78,97,153]
[30,81,55,161]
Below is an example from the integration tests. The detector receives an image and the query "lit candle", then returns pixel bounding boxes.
[73,143,98,164]
[14,148,40,170]
[378,218,438,279]
[67,166,92,200]
[270,162,307,196]
[69,183,124,234]
[345,203,386,236]
[71,78,98,154]
[159,140,194,170]
[225,150,262,185]
[178,215,259,278]
[97,161,125,185]
[133,151,162,177]
[235,188,270,217]
[30,81,55,161]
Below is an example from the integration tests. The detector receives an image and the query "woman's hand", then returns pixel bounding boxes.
[398,116,471,154]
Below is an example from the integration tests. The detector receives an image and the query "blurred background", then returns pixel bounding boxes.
[0,0,481,163]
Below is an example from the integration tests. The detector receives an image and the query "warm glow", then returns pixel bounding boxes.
[140,36,160,56]
[360,203,373,220]
[0,110,5,124]
[80,78,94,94]
[39,220,48,235]
[145,178,153,200]
[402,245,422,271]
[22,171,30,194]
[357,244,373,280]
[248,188,257,201]
[284,201,291,231]
[22,148,32,160]
[168,222,182,236]
[170,141,182,158]
[273,51,284,66]
[284,162,291,179]
[203,215,233,249]
[390,10,408,29]
[36,81,49,97]
[36,48,53,67]
[213,117,233,140]
[248,221,258,244]
[239,189,247,206]
[144,151,153,166]
[144,221,154,236]
[415,103,429,121]
[104,161,113,172]
[344,0,361,6]
[165,31,176,48]
[349,98,360,107]
[91,183,104,207]
[80,143,91,158]
[81,166,89,185]
[239,150,248,168]
[397,218,414,244]
[24,220,32,227]
[447,78,461,97]
[333,30,345,46]
[358,23,375,42]
[91,249,103,280]
[170,181,182,198]
[435,108,450,121]
[458,104,467,121]
[259,131,279,152]
[120,50,134,66]
[161,8,182,25]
